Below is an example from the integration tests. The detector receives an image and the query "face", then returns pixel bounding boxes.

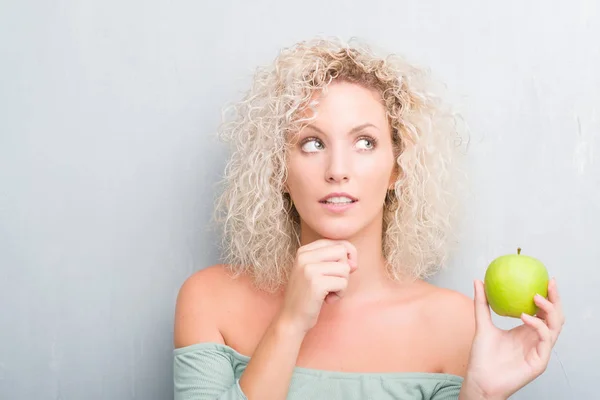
[285,81,398,241]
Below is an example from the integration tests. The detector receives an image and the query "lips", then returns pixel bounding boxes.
[318,192,358,203]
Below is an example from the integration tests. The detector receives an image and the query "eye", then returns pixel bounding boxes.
[356,137,376,150]
[301,138,324,153]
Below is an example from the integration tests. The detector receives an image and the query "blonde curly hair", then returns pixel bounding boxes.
[212,36,469,292]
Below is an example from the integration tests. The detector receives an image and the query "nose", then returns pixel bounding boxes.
[325,145,350,183]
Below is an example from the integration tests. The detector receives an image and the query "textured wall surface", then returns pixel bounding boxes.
[1,0,598,398]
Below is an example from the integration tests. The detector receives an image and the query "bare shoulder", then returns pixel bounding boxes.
[423,283,476,376]
[173,264,250,348]
[429,285,475,320]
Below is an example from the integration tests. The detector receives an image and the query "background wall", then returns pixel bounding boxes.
[1,0,598,398]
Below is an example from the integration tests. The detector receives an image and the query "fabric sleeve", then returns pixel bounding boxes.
[429,378,462,400]
[174,346,248,400]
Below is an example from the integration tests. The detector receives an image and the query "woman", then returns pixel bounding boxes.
[173,37,565,399]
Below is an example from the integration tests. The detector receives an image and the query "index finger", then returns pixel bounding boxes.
[300,239,358,269]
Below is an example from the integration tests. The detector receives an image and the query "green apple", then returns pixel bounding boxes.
[484,248,549,318]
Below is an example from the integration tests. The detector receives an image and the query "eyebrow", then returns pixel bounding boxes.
[304,123,379,136]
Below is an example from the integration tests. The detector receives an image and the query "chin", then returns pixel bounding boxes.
[310,221,362,240]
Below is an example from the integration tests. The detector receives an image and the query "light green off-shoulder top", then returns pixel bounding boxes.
[174,342,464,400]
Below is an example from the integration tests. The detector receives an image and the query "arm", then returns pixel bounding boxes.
[237,313,305,399]
[238,239,357,399]
[173,266,306,400]
[175,240,357,400]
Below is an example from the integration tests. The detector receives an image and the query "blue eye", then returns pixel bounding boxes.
[356,137,376,150]
[358,138,375,150]
[300,136,376,152]
[301,138,324,153]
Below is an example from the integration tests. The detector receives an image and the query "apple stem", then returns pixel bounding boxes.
[517,247,521,255]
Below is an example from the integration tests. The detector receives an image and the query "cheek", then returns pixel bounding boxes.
[355,156,395,183]
[290,174,316,193]
[286,157,317,191]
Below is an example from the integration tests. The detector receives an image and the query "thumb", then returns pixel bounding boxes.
[473,279,493,332]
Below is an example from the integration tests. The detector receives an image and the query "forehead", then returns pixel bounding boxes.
[295,82,388,128]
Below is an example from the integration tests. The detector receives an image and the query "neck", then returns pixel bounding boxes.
[298,212,399,302]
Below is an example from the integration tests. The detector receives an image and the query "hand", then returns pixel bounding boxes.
[277,239,358,335]
[463,278,565,399]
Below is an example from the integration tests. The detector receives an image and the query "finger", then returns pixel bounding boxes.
[473,280,493,332]
[319,276,349,300]
[547,277,560,303]
[547,278,566,326]
[302,244,355,270]
[535,308,548,321]
[309,262,351,278]
[336,241,358,271]
[300,239,358,269]
[534,294,561,341]
[521,313,552,364]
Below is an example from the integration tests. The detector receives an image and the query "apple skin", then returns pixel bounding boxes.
[484,248,549,318]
